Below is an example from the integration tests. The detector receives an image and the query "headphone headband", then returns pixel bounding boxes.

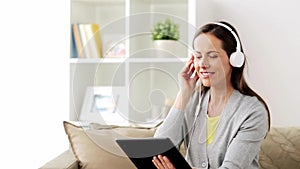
[211,22,241,52]
[210,22,245,67]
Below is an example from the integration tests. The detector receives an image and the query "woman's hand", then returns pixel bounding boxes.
[173,55,199,110]
[179,55,199,92]
[152,155,196,169]
[152,155,176,169]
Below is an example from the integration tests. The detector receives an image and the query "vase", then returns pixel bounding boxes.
[153,40,184,58]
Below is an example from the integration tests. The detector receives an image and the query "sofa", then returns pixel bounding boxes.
[39,121,300,169]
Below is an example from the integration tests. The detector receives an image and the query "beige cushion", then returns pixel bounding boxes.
[259,127,300,169]
[63,121,155,169]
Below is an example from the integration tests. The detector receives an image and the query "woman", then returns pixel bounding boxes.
[152,21,270,169]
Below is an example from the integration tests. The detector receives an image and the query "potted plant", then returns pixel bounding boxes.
[152,18,179,41]
[151,18,180,57]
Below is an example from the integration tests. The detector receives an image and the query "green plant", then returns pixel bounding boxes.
[152,18,179,41]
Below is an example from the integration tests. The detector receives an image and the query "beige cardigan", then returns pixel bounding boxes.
[154,89,269,169]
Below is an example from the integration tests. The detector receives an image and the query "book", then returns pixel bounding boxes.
[74,23,104,58]
[72,24,85,58]
[78,24,92,58]
[70,25,78,58]
[71,23,104,58]
[90,23,103,58]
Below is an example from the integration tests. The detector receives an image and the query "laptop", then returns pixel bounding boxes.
[116,138,192,169]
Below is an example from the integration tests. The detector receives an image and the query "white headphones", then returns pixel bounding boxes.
[212,22,245,68]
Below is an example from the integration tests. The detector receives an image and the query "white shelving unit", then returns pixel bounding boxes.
[70,0,198,124]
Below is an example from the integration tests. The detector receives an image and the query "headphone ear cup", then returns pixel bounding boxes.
[230,51,245,67]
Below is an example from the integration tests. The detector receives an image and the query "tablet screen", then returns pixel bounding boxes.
[116,138,192,169]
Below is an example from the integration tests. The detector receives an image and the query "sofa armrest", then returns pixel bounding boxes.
[39,149,78,169]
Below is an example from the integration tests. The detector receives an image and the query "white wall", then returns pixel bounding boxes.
[0,0,69,168]
[202,0,300,126]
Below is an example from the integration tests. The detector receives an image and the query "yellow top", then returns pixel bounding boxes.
[207,115,220,144]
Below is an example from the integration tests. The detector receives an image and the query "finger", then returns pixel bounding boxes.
[181,66,194,79]
[181,63,195,80]
[186,53,194,64]
[158,155,169,169]
[192,71,199,81]
[182,55,194,73]
[152,156,163,169]
[189,53,195,61]
[163,156,176,169]
[187,55,196,75]
[152,159,160,169]
[187,64,195,76]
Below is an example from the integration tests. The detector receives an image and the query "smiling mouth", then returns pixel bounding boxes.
[200,71,215,78]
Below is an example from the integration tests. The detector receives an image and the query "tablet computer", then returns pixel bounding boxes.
[116,138,192,169]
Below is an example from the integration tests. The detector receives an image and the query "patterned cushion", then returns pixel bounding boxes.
[259,127,300,169]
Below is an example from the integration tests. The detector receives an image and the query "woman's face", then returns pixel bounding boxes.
[193,33,232,88]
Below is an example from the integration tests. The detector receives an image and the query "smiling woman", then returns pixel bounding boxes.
[153,21,270,169]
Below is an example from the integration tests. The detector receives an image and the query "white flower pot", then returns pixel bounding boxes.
[153,40,183,58]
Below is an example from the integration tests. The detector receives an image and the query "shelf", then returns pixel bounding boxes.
[72,0,125,5]
[127,57,188,63]
[70,58,126,63]
[72,0,185,5]
[70,57,188,63]
[70,0,195,123]
[151,0,187,4]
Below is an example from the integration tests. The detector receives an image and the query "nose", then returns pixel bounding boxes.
[193,58,210,72]
[198,57,210,68]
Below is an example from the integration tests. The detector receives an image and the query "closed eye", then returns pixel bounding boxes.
[193,51,202,59]
[208,54,218,58]
[195,55,202,59]
[207,51,219,58]
[193,51,219,59]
